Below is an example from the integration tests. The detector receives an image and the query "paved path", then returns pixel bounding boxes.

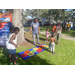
[24,30,75,41]
[40,31,75,41]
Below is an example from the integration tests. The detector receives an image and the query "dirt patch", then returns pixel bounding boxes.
[20,32,44,47]
[20,41,33,47]
[20,32,33,47]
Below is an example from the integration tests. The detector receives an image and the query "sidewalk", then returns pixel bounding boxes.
[40,31,75,41]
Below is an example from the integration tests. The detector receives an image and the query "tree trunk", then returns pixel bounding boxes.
[12,9,25,45]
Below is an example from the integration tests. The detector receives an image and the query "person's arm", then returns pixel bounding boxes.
[38,23,40,34]
[61,27,62,31]
[46,31,47,35]
[55,28,57,36]
[10,34,17,47]
[54,38,56,42]
[30,27,32,34]
[49,38,51,43]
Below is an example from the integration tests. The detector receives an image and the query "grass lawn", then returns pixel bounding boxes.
[24,26,75,37]
[24,26,52,32]
[0,32,75,65]
[62,30,75,36]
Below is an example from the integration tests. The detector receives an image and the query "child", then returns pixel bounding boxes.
[45,29,50,43]
[49,34,56,54]
[6,27,20,65]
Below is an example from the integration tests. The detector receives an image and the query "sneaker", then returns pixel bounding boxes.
[33,43,36,45]
[52,52,55,55]
[45,41,46,43]
[9,62,13,65]
[38,43,40,45]
[14,63,19,65]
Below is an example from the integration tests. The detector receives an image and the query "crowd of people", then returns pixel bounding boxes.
[62,21,71,31]
[6,18,72,65]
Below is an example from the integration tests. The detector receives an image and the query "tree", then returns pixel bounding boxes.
[5,9,25,45]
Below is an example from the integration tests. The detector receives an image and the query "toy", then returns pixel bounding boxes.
[42,55,44,57]
[19,58,22,59]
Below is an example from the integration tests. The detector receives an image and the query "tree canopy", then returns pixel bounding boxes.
[25,9,73,23]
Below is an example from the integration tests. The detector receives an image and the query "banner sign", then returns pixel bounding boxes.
[0,13,12,46]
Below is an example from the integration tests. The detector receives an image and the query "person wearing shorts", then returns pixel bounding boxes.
[6,27,20,65]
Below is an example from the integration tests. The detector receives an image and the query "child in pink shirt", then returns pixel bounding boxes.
[45,29,50,43]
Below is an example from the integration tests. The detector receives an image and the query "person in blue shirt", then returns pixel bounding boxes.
[30,18,40,45]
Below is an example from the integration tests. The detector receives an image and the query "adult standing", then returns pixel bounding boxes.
[51,23,57,36]
[67,21,70,31]
[30,18,40,45]
[62,21,66,30]
[55,23,62,44]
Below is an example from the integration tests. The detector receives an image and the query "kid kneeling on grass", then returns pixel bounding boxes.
[49,33,56,54]
[6,27,20,65]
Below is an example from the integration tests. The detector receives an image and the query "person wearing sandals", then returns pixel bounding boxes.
[55,23,62,44]
[6,27,20,65]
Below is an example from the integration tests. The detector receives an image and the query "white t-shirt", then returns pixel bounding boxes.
[6,33,17,50]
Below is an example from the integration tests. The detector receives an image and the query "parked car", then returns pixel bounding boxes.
[23,23,30,26]
[44,23,51,26]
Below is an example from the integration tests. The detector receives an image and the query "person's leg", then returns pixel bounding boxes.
[36,34,40,44]
[32,33,36,44]
[57,34,59,44]
[50,43,52,53]
[13,53,16,65]
[9,53,12,63]
[52,43,55,53]
[46,37,48,41]
[67,27,68,31]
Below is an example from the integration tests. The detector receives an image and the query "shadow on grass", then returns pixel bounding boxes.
[25,38,50,53]
[0,46,9,65]
[25,38,34,44]
[0,46,52,65]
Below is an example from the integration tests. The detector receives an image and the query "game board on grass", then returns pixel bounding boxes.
[18,44,49,60]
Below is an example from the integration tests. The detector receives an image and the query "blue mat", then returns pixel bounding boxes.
[18,44,49,60]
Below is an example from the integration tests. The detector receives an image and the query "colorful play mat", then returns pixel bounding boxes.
[18,44,49,60]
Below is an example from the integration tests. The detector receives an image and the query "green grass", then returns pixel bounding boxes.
[62,30,75,37]
[24,26,75,37]
[24,26,52,32]
[0,33,75,65]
